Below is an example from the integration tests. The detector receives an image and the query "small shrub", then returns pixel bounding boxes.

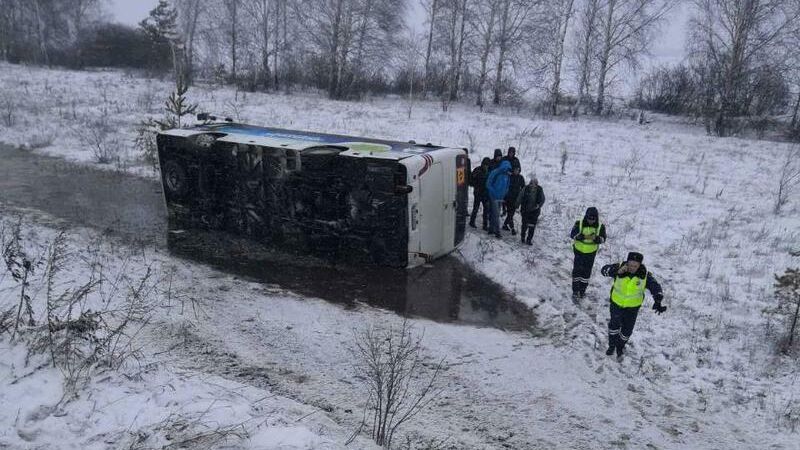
[134,117,160,169]
[1,94,14,127]
[73,119,120,164]
[348,320,444,448]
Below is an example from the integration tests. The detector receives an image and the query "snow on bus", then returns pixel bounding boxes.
[156,118,470,268]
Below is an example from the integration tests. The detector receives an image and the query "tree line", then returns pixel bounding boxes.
[2,0,800,137]
[635,0,800,137]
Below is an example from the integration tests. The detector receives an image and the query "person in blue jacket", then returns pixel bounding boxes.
[485,160,512,238]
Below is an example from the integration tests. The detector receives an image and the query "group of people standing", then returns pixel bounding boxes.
[469,147,545,245]
[467,149,667,360]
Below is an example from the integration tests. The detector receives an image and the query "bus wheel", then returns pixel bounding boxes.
[163,160,188,199]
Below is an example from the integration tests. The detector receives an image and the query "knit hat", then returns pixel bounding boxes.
[626,252,644,263]
[493,149,503,158]
[507,146,516,155]
[585,207,598,220]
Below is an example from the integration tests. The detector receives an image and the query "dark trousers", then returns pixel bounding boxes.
[469,192,489,228]
[608,302,640,351]
[520,210,540,243]
[502,201,518,230]
[571,249,596,296]
[488,199,502,236]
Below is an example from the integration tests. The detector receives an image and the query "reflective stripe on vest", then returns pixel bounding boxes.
[611,270,648,308]
[574,220,602,254]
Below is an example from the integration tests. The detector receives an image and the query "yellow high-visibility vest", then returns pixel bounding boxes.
[611,269,648,308]
[574,220,602,254]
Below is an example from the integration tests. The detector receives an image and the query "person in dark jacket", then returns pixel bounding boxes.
[600,252,666,360]
[569,207,606,299]
[503,147,521,171]
[488,148,504,171]
[516,175,545,245]
[502,167,525,235]
[469,157,491,230]
[485,160,512,238]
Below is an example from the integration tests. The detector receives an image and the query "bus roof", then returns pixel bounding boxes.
[161,123,460,160]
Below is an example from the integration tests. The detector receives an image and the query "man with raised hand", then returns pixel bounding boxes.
[600,252,666,360]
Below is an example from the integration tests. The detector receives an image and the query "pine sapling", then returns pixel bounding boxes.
[156,77,198,130]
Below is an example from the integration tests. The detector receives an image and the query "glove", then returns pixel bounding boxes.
[575,234,585,241]
[653,301,667,315]
[593,236,603,243]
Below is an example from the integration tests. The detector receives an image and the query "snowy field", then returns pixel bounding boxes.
[1,63,800,449]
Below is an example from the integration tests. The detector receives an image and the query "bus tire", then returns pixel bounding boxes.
[162,159,189,200]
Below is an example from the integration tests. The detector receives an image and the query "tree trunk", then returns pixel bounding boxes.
[423,0,439,98]
[450,0,468,101]
[274,0,282,90]
[476,2,498,109]
[576,0,598,112]
[789,298,800,348]
[550,0,575,116]
[351,0,374,96]
[791,90,800,130]
[328,0,344,99]
[185,0,200,85]
[231,0,238,83]
[33,0,49,66]
[595,0,614,115]
[493,0,510,105]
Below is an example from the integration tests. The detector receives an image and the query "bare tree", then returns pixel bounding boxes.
[689,0,800,135]
[544,0,576,115]
[572,0,601,112]
[493,0,535,105]
[471,0,500,109]
[348,321,444,449]
[294,0,405,99]
[174,0,205,84]
[0,0,101,65]
[774,146,800,214]
[438,0,470,106]
[422,0,441,97]
[225,0,240,83]
[595,0,674,114]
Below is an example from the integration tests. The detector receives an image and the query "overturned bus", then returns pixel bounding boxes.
[156,119,470,268]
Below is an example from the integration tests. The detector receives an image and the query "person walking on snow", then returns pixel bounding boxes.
[570,207,606,299]
[486,160,512,238]
[600,252,666,359]
[500,147,521,216]
[469,157,491,230]
[503,146,521,171]
[502,167,525,235]
[489,148,503,171]
[516,175,545,245]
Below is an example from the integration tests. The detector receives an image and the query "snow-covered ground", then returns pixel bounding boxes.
[1,63,800,449]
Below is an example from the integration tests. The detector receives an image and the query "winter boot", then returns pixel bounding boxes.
[511,228,517,236]
[615,344,625,361]
[605,346,615,356]
[469,220,476,228]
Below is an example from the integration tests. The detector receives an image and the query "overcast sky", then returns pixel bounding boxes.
[108,0,158,26]
[108,0,689,67]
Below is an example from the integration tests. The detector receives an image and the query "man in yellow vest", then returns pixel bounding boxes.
[600,252,666,360]
[569,207,606,299]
